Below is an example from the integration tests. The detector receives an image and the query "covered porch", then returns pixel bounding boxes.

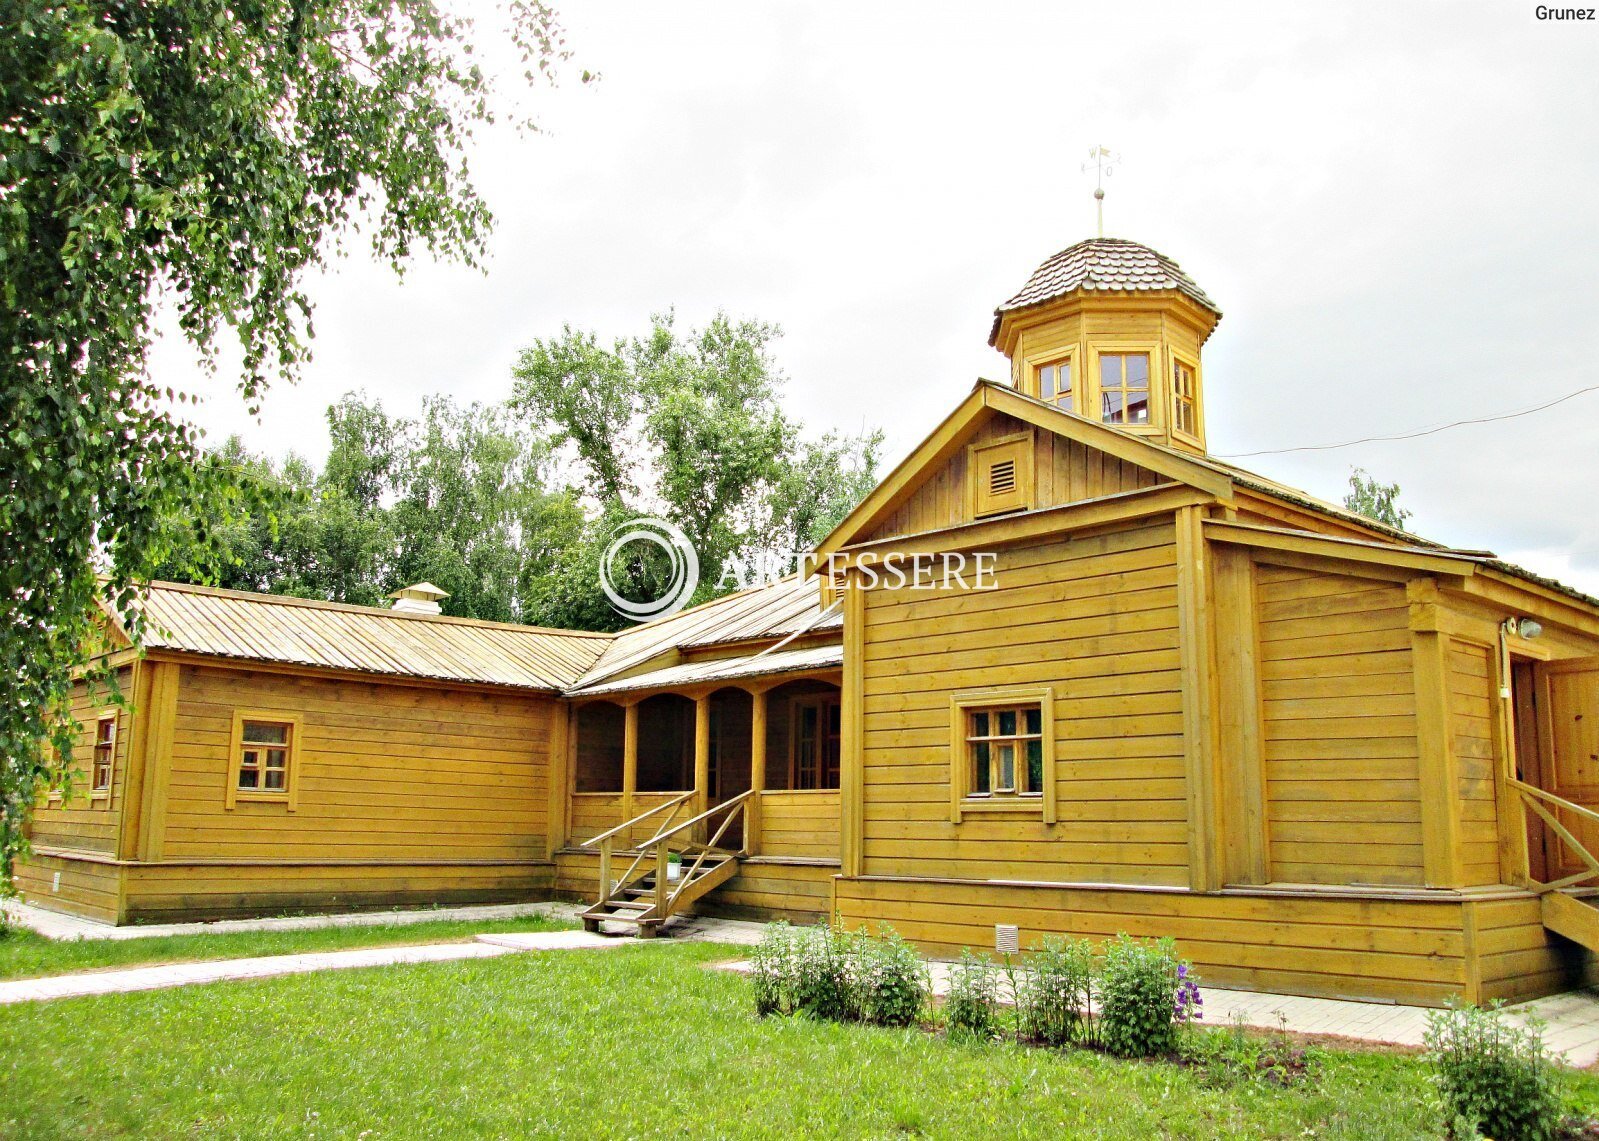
[564,674,842,860]
[553,645,844,927]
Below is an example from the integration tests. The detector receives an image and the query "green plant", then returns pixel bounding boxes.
[1098,935,1188,1058]
[944,951,1001,1041]
[1181,1012,1320,1090]
[1018,935,1096,1047]
[850,926,928,1029]
[749,921,795,1017]
[790,923,857,1022]
[1425,1001,1564,1141]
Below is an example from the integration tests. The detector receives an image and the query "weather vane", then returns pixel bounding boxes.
[1082,145,1117,238]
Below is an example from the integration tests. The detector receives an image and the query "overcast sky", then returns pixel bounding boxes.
[151,1,1599,595]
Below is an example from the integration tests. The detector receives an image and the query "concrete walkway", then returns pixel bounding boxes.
[0,929,627,1006]
[1,898,578,942]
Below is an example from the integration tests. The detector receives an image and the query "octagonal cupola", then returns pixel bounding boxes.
[989,238,1222,455]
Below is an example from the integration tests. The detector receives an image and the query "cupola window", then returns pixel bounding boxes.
[1037,358,1073,412]
[1172,359,1198,437]
[1099,352,1150,426]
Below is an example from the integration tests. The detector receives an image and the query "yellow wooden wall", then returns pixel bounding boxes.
[157,665,551,862]
[1255,564,1424,886]
[14,851,122,924]
[835,877,1474,1005]
[107,661,556,921]
[859,520,1186,885]
[568,790,682,846]
[760,791,840,859]
[1472,896,1593,1003]
[24,668,133,855]
[122,861,550,924]
[862,414,1166,543]
[1448,639,1504,886]
[16,668,133,921]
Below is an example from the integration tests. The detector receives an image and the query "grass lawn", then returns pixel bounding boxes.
[0,910,573,981]
[6,940,1597,1139]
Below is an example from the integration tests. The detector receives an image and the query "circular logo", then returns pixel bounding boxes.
[599,517,701,622]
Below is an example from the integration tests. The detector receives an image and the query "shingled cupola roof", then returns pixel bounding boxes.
[988,237,1222,346]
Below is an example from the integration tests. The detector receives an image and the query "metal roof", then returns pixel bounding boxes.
[567,642,843,698]
[570,574,840,691]
[133,581,609,691]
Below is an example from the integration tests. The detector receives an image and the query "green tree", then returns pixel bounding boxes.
[145,436,312,593]
[510,312,883,627]
[1343,467,1413,531]
[1,1,580,891]
[390,395,583,623]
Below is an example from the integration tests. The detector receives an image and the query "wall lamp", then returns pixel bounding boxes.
[1503,616,1544,640]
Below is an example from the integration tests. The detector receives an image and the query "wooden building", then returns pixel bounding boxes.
[20,236,1599,1007]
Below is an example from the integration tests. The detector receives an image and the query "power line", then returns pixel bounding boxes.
[1216,382,1599,459]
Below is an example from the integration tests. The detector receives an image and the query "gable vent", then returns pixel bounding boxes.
[969,433,1032,518]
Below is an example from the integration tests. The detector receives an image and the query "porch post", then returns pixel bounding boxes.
[622,701,639,844]
[747,687,767,855]
[694,694,711,841]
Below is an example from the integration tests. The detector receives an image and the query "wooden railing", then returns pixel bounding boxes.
[641,790,754,916]
[580,791,696,909]
[1510,777,1599,893]
[580,790,754,918]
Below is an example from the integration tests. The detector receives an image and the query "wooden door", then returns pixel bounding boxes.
[1534,657,1599,880]
[790,695,842,791]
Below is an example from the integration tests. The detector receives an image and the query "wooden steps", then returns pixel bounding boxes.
[581,847,741,937]
[1542,889,1599,952]
[579,790,753,939]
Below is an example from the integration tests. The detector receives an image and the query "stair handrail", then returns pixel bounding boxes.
[661,791,753,911]
[579,790,696,850]
[1510,777,1599,893]
[579,791,696,909]
[638,789,755,849]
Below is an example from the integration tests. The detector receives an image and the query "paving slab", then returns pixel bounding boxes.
[474,930,630,951]
[0,941,517,1005]
[2,899,582,942]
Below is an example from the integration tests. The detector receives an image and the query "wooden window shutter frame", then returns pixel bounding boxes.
[968,432,1034,519]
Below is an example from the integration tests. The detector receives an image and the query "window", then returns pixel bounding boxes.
[1099,352,1151,426]
[791,695,841,790]
[1172,358,1199,438]
[968,705,1043,797]
[227,712,302,810]
[91,713,116,794]
[968,433,1033,518]
[949,687,1056,823]
[1036,357,1074,412]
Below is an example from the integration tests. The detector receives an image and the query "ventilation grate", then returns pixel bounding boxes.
[995,924,1020,954]
[988,459,1017,495]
